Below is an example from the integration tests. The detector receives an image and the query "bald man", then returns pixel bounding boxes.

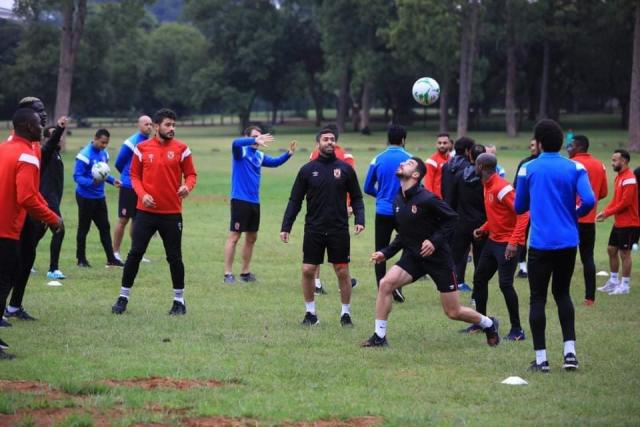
[113,116,153,261]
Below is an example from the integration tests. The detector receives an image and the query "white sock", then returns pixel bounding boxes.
[477,315,493,329]
[375,319,387,338]
[519,262,527,273]
[174,289,184,304]
[536,349,547,364]
[119,287,130,299]
[315,278,322,288]
[305,300,316,314]
[621,277,630,287]
[114,251,120,258]
[341,304,350,316]
[610,272,619,283]
[6,305,19,313]
[564,340,576,356]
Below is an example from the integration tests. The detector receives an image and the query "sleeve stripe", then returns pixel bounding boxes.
[181,147,192,161]
[18,153,40,169]
[497,185,513,201]
[426,158,438,167]
[124,139,135,151]
[517,166,527,177]
[76,153,90,164]
[133,147,142,161]
[622,178,637,186]
[343,153,354,159]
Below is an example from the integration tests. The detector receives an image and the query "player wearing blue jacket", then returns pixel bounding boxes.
[112,116,153,261]
[223,126,297,284]
[364,124,411,302]
[73,129,122,268]
[515,119,595,373]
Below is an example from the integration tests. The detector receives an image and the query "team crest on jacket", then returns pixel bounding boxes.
[333,169,341,179]
[488,194,494,202]
[148,153,154,162]
[411,205,417,214]
[167,151,175,160]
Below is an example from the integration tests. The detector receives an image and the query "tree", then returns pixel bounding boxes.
[457,0,483,137]
[504,0,517,136]
[630,0,640,150]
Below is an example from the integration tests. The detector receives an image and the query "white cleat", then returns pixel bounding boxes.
[608,285,630,295]
[142,257,151,263]
[597,280,619,293]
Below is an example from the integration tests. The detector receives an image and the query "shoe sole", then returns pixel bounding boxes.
[562,364,579,371]
[392,290,405,303]
[486,318,500,346]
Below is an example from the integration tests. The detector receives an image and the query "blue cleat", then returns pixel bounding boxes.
[504,328,526,341]
[458,283,473,292]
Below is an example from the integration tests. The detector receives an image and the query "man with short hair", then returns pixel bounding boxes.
[74,128,122,268]
[596,149,640,296]
[513,139,540,278]
[361,157,500,348]
[112,108,197,315]
[515,119,595,372]
[280,127,365,327]
[472,153,528,341]
[0,108,63,358]
[364,124,412,303]
[112,115,153,263]
[485,144,506,177]
[423,133,451,198]
[567,135,608,304]
[224,126,296,284]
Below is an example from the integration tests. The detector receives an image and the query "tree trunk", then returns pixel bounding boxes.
[271,101,278,124]
[457,0,481,138]
[538,40,550,120]
[359,82,371,135]
[337,67,351,133]
[629,1,640,151]
[237,94,256,134]
[439,77,449,133]
[54,0,87,150]
[505,0,517,137]
[307,72,324,127]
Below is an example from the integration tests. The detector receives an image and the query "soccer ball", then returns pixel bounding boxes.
[91,161,110,181]
[412,77,440,106]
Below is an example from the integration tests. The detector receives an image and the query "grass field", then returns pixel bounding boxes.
[0,122,638,426]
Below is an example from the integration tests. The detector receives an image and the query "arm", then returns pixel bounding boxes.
[16,157,59,225]
[575,167,596,217]
[380,233,403,260]
[602,181,635,218]
[428,196,458,250]
[115,142,134,174]
[502,190,530,245]
[262,151,291,168]
[514,166,530,214]
[424,159,436,192]
[73,157,94,188]
[363,161,378,197]
[281,169,307,233]
[346,166,365,227]
[41,125,64,171]
[599,165,608,200]
[181,148,197,191]
[231,137,256,160]
[130,149,146,199]
[444,171,458,210]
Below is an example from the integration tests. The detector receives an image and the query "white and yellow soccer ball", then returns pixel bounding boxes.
[91,161,110,181]
[412,77,440,106]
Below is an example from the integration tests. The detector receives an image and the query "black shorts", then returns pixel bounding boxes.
[608,226,640,250]
[230,199,260,232]
[118,187,138,219]
[396,252,458,293]
[303,231,350,265]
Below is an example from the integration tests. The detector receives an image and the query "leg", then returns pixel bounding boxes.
[92,198,116,263]
[578,223,596,300]
[439,292,484,324]
[302,263,317,303]
[376,265,414,321]
[121,213,157,289]
[8,218,44,310]
[112,217,129,255]
[550,248,577,343]
[224,231,241,275]
[0,239,19,348]
[451,226,473,283]
[496,244,521,330]
[528,249,553,351]
[49,225,65,272]
[333,263,352,304]
[619,250,632,278]
[240,232,257,275]
[471,242,499,315]
[157,214,185,291]
[374,215,395,286]
[75,194,92,262]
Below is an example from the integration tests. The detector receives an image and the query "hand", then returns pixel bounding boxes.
[505,244,518,260]
[347,206,353,217]
[177,185,190,199]
[57,116,68,128]
[142,193,156,208]
[370,251,386,264]
[420,239,435,257]
[354,224,364,234]
[280,231,290,243]
[114,179,122,188]
[473,228,488,239]
[288,140,297,155]
[255,133,274,147]
[50,216,64,233]
[595,211,605,222]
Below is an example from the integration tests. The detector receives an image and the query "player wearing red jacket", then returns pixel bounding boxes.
[471,154,529,341]
[423,133,451,198]
[567,135,608,305]
[112,109,197,316]
[596,149,640,296]
[0,109,63,359]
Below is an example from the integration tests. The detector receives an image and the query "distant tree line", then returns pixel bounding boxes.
[0,0,637,144]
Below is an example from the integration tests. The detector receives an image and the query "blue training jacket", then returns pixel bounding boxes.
[115,131,149,189]
[515,152,595,250]
[363,145,412,216]
[74,142,115,199]
[230,137,292,204]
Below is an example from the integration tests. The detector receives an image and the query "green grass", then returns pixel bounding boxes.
[0,122,638,425]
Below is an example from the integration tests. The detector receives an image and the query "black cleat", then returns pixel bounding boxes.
[361,333,388,347]
[106,259,125,267]
[528,360,550,373]
[239,272,257,282]
[0,337,9,349]
[4,307,37,321]
[0,318,12,328]
[314,285,327,295]
[112,296,128,314]
[350,278,359,288]
[517,270,528,279]
[0,349,15,360]
[392,288,405,303]
[77,259,92,268]
[168,300,186,315]
[301,311,319,326]
[484,317,500,347]
[562,353,579,371]
[340,313,353,327]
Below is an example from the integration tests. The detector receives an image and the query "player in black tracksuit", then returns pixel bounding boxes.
[281,128,364,327]
[513,139,539,278]
[361,156,500,347]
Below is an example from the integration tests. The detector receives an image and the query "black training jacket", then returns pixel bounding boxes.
[441,154,470,207]
[381,183,457,261]
[281,153,365,234]
[39,125,65,209]
[449,164,486,227]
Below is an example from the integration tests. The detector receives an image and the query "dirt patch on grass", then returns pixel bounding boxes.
[286,417,384,427]
[0,407,124,427]
[0,380,70,400]
[102,376,226,389]
[181,417,260,427]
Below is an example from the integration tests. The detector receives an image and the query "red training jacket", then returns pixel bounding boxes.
[423,151,449,198]
[603,167,640,227]
[131,136,197,215]
[478,173,529,246]
[572,153,608,224]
